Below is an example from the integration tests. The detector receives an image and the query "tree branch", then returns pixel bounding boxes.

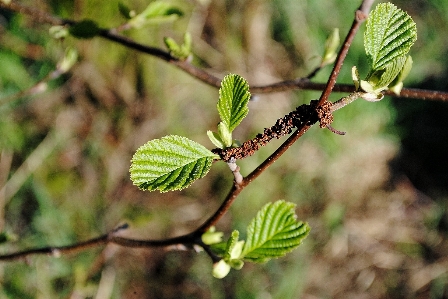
[317,2,372,107]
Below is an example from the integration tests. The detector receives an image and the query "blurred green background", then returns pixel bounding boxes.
[1,0,448,298]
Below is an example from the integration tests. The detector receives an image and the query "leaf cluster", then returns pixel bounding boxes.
[355,3,417,97]
[209,200,310,278]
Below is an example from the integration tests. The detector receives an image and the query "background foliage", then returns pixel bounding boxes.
[1,0,447,298]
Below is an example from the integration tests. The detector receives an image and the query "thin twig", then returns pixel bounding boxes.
[0,235,109,261]
[317,3,372,107]
[0,150,13,232]
[1,1,447,102]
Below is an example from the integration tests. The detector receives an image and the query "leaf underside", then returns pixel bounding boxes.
[130,135,216,192]
[241,200,310,263]
[364,3,417,71]
[217,74,250,132]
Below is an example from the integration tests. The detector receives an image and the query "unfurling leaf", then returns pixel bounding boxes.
[202,227,224,245]
[207,130,226,148]
[217,74,250,132]
[224,230,243,261]
[57,47,78,73]
[217,122,232,148]
[130,135,218,192]
[212,230,245,279]
[164,32,192,60]
[322,28,340,66]
[389,55,413,95]
[128,1,183,28]
[49,25,69,39]
[241,200,310,263]
[352,66,361,90]
[364,3,417,71]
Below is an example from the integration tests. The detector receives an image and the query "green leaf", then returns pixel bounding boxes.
[217,122,232,148]
[217,74,250,132]
[240,200,310,263]
[69,19,100,39]
[128,1,183,28]
[364,3,417,71]
[130,135,218,192]
[322,28,340,66]
[57,47,78,73]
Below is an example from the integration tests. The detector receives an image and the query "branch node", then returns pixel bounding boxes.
[51,249,62,258]
[356,10,368,22]
[227,158,243,185]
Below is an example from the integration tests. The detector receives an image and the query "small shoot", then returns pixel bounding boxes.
[164,32,192,60]
[388,55,413,95]
[321,28,340,66]
[130,135,219,192]
[212,230,244,279]
[207,74,250,149]
[49,25,69,39]
[57,47,78,74]
[210,200,310,278]
[202,227,224,245]
[126,0,183,29]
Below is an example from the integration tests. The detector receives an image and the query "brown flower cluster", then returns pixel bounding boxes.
[213,100,334,161]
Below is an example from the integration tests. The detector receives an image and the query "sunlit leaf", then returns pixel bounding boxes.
[364,3,417,71]
[128,1,183,28]
[322,28,340,66]
[130,135,218,192]
[240,200,310,263]
[217,74,250,132]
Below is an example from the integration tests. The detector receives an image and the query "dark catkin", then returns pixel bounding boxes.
[212,100,334,162]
